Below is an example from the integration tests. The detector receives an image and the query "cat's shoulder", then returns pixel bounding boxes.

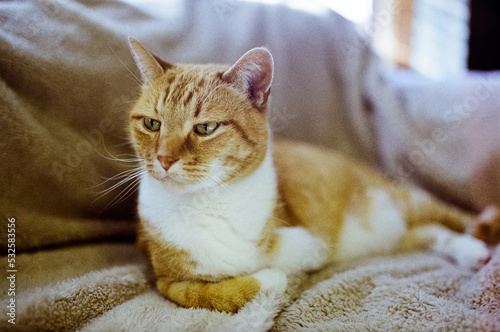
[272,139,357,169]
[271,138,387,189]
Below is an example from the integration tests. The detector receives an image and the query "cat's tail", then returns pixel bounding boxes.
[156,268,287,312]
[399,186,475,234]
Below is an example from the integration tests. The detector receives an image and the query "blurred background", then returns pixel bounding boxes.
[126,0,500,78]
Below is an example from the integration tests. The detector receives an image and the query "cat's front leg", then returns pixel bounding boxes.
[157,268,287,313]
[269,227,329,274]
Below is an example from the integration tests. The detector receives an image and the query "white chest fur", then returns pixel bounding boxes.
[138,153,277,277]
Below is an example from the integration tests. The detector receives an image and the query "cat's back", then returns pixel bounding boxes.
[272,139,391,234]
[272,139,385,190]
[273,139,357,178]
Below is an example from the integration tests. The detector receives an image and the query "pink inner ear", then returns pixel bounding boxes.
[222,48,274,109]
[129,37,172,83]
[152,53,174,72]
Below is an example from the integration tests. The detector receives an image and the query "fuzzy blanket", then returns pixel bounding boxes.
[1,243,499,331]
[1,1,499,331]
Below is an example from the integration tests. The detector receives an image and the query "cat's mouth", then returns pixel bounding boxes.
[145,158,233,190]
[144,161,207,190]
[143,160,181,185]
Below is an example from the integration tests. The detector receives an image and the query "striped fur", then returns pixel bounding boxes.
[128,38,494,313]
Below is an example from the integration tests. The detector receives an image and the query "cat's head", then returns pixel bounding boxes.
[128,37,273,191]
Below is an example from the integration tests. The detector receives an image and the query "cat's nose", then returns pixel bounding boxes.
[157,154,179,171]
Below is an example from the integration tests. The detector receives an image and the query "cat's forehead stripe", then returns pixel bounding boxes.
[182,90,194,107]
[167,79,184,105]
[156,66,228,121]
[162,88,169,107]
[162,73,204,108]
[196,77,206,87]
[193,102,203,118]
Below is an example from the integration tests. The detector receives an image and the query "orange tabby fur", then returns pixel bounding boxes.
[127,37,495,313]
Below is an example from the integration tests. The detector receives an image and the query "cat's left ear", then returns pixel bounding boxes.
[222,47,274,110]
[128,37,173,83]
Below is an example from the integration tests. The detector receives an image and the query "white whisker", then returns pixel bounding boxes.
[102,175,143,211]
[97,166,143,185]
[111,140,135,149]
[91,144,146,212]
[93,140,144,166]
[92,170,146,211]
[92,167,144,199]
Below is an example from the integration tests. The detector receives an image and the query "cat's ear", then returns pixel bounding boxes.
[222,47,274,110]
[128,37,172,82]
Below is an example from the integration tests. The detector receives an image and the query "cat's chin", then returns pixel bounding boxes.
[149,171,221,193]
[148,172,190,191]
[158,175,186,190]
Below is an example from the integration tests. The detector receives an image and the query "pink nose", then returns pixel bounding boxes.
[157,154,179,171]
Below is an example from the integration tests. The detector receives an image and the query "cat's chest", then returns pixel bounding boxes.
[138,170,277,276]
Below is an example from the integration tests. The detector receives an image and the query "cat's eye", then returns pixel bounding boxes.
[194,122,220,136]
[144,117,161,131]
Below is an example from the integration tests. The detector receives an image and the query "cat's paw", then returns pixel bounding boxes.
[473,205,500,245]
[271,227,328,274]
[251,268,288,294]
[453,235,491,270]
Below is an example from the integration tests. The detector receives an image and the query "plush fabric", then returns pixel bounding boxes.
[1,243,499,331]
[1,0,499,331]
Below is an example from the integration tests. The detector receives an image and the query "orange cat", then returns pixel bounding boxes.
[127,37,492,313]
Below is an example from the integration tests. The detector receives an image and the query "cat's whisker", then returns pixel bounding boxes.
[100,166,144,184]
[97,153,143,165]
[105,174,143,208]
[91,167,145,203]
[93,139,145,166]
[116,157,143,163]
[99,174,144,213]
[115,100,137,107]
[92,176,141,206]
[197,163,236,191]
[108,157,143,165]
[96,176,145,212]
[111,140,135,149]
[200,171,232,193]
[271,215,292,227]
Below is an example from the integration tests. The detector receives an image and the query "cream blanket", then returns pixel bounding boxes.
[1,1,499,331]
[2,243,499,331]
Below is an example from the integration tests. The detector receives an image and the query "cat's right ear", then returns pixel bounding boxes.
[128,37,172,83]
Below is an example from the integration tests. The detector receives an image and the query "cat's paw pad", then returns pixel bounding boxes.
[251,268,287,294]
[454,235,491,270]
[474,205,500,245]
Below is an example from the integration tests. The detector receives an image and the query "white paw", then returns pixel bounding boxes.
[251,268,287,294]
[272,227,328,274]
[453,235,490,270]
